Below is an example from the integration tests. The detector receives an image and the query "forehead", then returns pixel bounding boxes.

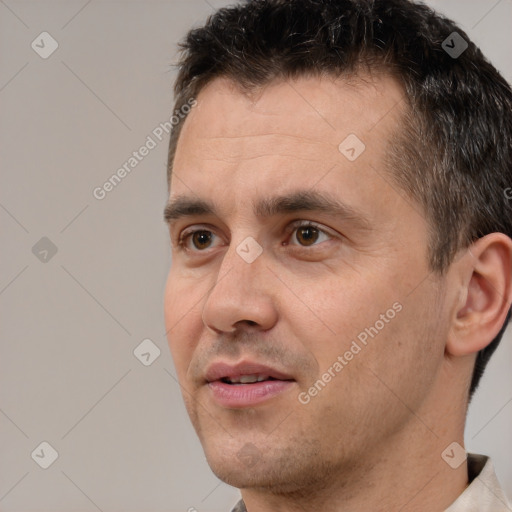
[170,73,407,220]
[178,72,404,154]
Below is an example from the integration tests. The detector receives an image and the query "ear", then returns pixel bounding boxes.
[447,233,512,357]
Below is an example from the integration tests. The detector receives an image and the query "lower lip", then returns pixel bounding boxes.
[207,380,295,408]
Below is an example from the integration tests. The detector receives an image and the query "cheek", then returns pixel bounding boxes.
[279,275,383,406]
[289,285,441,447]
[164,267,205,327]
[288,265,437,391]
[353,285,446,411]
[288,271,391,353]
[163,270,181,333]
[164,270,203,379]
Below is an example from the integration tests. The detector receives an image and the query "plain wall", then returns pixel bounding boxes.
[1,0,511,510]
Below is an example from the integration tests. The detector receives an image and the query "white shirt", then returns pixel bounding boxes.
[446,453,511,511]
[230,453,511,511]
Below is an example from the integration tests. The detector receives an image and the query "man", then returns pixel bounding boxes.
[163,0,512,510]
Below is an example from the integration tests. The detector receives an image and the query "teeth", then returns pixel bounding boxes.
[227,374,270,384]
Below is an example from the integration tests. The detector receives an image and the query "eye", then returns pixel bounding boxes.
[178,227,221,252]
[287,221,333,247]
[176,221,334,254]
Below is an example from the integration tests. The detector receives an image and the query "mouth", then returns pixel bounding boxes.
[219,374,282,385]
[205,361,296,408]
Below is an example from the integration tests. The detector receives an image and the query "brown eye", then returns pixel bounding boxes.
[295,226,320,246]
[288,222,332,248]
[191,230,213,250]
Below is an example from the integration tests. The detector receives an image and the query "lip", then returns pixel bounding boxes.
[208,380,295,408]
[204,360,294,383]
[204,360,295,408]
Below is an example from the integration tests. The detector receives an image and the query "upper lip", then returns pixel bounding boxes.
[205,360,295,383]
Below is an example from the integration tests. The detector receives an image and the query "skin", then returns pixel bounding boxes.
[164,74,512,511]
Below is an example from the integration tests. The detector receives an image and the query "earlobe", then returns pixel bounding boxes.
[447,233,512,357]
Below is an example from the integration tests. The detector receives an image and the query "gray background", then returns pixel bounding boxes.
[0,0,511,510]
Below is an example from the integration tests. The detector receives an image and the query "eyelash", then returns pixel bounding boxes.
[176,221,334,253]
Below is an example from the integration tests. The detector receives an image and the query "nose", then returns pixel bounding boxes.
[201,240,278,334]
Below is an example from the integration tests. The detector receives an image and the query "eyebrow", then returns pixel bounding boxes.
[163,189,372,232]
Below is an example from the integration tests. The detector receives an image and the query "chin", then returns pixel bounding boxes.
[202,442,308,495]
[207,455,329,500]
[200,439,274,485]
[211,465,268,489]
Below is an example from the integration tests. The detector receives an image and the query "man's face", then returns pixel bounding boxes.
[164,75,449,492]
